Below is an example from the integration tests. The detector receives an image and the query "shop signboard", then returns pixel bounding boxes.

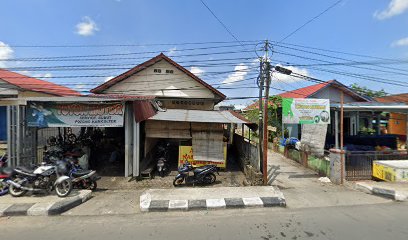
[27,102,125,127]
[282,98,330,124]
[178,145,227,168]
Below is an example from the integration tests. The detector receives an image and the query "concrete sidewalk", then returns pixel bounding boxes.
[353,181,408,201]
[0,190,91,216]
[140,186,286,212]
[267,150,391,208]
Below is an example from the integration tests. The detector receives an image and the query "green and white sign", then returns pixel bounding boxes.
[282,98,330,124]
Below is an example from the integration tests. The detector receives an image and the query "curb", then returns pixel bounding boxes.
[355,182,408,202]
[140,196,286,212]
[0,190,92,217]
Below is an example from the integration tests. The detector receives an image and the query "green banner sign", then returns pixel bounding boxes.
[282,98,330,124]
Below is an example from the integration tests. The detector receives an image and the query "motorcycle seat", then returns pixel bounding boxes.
[193,165,212,174]
[15,166,36,174]
[72,170,93,178]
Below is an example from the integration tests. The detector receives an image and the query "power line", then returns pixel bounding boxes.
[0,43,258,61]
[0,40,260,48]
[279,0,343,42]
[200,0,246,48]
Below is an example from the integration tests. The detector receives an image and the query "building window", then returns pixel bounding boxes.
[154,69,162,73]
[165,69,174,74]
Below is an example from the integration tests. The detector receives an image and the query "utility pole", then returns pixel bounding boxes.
[340,91,344,184]
[257,57,264,172]
[262,40,271,185]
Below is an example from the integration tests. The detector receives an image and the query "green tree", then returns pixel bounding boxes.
[350,83,388,98]
[244,95,283,140]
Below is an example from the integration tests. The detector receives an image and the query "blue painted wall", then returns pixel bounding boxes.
[0,106,6,141]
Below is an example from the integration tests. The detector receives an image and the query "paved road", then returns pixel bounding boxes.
[1,202,407,240]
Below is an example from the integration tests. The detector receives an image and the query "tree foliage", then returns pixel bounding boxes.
[350,83,388,98]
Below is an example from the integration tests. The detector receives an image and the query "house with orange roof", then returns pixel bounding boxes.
[0,69,80,147]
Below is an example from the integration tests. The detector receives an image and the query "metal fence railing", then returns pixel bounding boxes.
[345,150,408,180]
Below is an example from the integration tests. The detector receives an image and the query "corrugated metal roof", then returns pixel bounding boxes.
[149,109,257,128]
[0,69,80,96]
[331,102,408,112]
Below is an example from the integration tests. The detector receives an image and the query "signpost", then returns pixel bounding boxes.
[27,102,125,127]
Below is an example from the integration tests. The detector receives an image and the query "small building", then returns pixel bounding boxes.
[1,54,255,178]
[0,69,80,155]
[245,80,408,154]
[375,93,408,148]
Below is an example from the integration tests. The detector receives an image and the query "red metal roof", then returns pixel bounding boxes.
[278,80,334,99]
[90,53,226,101]
[244,80,369,110]
[0,69,80,96]
[375,94,408,104]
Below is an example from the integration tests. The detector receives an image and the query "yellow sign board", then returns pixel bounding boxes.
[178,145,226,168]
[373,162,396,182]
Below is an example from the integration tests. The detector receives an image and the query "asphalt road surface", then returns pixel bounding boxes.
[1,202,407,240]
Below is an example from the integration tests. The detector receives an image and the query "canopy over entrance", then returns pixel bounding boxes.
[148,109,257,130]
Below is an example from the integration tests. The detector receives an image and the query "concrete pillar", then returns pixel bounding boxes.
[329,148,345,184]
[335,111,339,149]
[133,121,140,177]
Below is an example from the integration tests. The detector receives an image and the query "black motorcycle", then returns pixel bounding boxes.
[173,161,218,186]
[156,143,170,177]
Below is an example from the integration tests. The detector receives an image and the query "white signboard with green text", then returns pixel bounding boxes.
[282,98,330,124]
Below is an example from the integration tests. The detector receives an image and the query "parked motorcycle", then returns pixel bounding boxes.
[156,142,170,177]
[7,161,73,198]
[0,153,12,196]
[64,153,100,191]
[173,161,218,186]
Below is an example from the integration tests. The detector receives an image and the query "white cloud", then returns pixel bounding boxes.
[374,0,408,20]
[190,67,205,77]
[104,76,115,82]
[273,65,310,83]
[222,64,249,85]
[391,37,408,47]
[75,16,99,36]
[167,47,177,56]
[0,41,14,68]
[34,73,52,79]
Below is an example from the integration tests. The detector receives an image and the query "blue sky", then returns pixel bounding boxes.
[1,0,408,107]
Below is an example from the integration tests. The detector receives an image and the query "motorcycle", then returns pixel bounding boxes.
[46,147,100,191]
[173,161,219,187]
[64,153,100,191]
[7,160,73,198]
[0,153,12,196]
[156,143,170,177]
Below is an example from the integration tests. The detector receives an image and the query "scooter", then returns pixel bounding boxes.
[173,161,219,187]
[156,143,170,177]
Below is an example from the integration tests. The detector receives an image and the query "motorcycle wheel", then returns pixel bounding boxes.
[203,173,216,184]
[55,179,73,197]
[173,178,184,187]
[0,181,9,196]
[88,180,97,191]
[9,178,27,197]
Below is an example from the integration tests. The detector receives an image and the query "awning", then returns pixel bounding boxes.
[331,102,408,113]
[148,109,257,130]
